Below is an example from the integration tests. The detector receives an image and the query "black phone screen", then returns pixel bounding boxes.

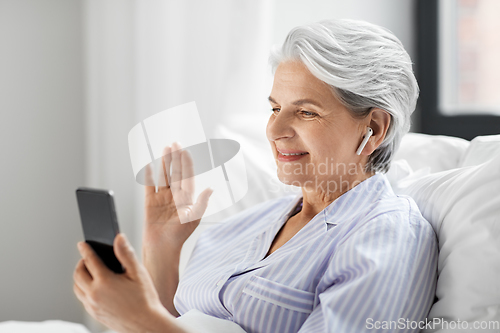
[76,188,124,273]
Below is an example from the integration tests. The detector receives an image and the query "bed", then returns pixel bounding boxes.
[1,130,499,333]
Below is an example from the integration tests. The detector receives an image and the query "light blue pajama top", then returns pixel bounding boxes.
[174,173,438,333]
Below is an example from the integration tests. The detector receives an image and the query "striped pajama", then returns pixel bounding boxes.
[174,174,438,333]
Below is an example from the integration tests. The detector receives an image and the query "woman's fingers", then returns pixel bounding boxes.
[113,234,140,279]
[170,142,182,192]
[73,282,86,303]
[144,164,156,195]
[77,242,109,280]
[181,150,195,194]
[74,259,93,294]
[158,146,171,190]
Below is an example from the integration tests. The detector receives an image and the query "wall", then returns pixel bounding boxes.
[0,0,85,323]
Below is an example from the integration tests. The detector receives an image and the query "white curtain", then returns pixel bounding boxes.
[84,0,272,240]
[84,0,272,329]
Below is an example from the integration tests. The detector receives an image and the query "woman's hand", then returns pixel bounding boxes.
[144,142,213,249]
[73,234,189,333]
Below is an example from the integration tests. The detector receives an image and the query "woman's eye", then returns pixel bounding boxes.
[300,110,317,118]
[271,108,280,114]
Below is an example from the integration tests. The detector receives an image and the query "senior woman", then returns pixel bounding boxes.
[73,19,438,333]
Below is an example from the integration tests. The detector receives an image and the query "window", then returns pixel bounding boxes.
[417,0,500,140]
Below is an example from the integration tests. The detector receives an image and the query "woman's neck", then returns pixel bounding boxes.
[300,171,375,218]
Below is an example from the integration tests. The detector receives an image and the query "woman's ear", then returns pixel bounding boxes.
[361,108,391,155]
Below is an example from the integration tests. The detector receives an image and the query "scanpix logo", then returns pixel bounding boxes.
[127,102,248,223]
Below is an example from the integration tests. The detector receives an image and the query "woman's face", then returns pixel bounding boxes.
[267,61,368,191]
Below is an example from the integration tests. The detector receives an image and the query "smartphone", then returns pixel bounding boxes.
[75,187,124,274]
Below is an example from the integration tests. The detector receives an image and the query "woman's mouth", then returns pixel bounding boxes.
[276,148,309,162]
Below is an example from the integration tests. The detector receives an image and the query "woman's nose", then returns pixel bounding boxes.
[266,111,295,142]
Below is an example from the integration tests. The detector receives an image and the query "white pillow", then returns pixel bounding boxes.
[176,309,246,333]
[393,152,500,332]
[387,132,470,189]
[394,132,470,173]
[0,321,90,333]
[460,134,500,167]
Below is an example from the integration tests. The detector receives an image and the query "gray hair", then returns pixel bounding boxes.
[269,19,418,173]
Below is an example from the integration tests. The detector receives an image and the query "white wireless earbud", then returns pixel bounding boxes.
[356,127,373,155]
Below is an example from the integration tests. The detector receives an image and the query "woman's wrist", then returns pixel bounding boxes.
[142,241,180,260]
[142,225,186,252]
[140,304,190,333]
[141,234,182,317]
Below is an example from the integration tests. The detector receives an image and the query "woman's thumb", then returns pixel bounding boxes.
[183,187,213,224]
[114,233,139,276]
